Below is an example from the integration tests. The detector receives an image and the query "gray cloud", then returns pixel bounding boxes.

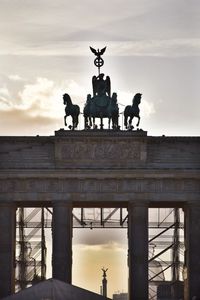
[0,0,199,54]
[73,228,127,246]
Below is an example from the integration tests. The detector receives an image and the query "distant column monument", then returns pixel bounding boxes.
[101,268,108,298]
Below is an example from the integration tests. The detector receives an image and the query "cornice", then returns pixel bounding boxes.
[0,168,199,179]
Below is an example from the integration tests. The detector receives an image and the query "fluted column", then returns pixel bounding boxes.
[128,202,148,300]
[0,202,16,298]
[184,202,200,300]
[52,201,73,283]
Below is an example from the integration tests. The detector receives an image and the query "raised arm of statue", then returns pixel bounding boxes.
[102,268,108,277]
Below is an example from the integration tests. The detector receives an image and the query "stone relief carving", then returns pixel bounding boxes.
[0,178,199,194]
[57,141,145,161]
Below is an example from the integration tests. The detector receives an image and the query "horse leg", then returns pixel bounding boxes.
[64,115,67,126]
[84,117,88,129]
[112,115,116,130]
[136,116,140,127]
[100,117,103,130]
[76,114,79,127]
[93,117,96,129]
[124,115,128,128]
[89,117,92,128]
[108,117,111,130]
[75,115,79,129]
[71,116,74,130]
[114,113,119,130]
[74,117,77,129]
[72,115,78,130]
[112,117,115,129]
[129,116,134,130]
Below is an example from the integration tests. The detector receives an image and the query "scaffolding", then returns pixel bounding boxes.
[15,208,47,292]
[15,207,184,299]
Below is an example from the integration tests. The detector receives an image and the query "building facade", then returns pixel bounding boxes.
[0,130,199,299]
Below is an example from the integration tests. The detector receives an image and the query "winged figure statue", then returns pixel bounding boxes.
[92,73,111,97]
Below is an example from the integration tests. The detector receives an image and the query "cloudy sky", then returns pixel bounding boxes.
[0,0,199,136]
[0,0,199,297]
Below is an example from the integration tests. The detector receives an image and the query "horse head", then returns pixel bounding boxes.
[111,92,117,104]
[132,93,142,106]
[63,93,72,106]
[86,94,92,105]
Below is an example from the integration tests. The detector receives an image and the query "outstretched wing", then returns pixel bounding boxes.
[100,46,106,56]
[90,46,98,56]
[106,76,111,97]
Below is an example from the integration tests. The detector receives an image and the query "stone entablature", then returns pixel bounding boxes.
[0,131,199,170]
[0,131,199,205]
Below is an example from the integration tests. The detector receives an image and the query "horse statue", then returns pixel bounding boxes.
[63,93,80,130]
[83,94,93,129]
[124,93,142,130]
[108,92,119,130]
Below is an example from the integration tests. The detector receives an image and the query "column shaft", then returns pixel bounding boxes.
[184,203,200,299]
[52,201,72,283]
[128,202,148,300]
[0,202,16,298]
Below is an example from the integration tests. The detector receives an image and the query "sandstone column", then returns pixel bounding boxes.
[184,202,200,300]
[128,202,148,300]
[0,202,16,298]
[52,201,73,283]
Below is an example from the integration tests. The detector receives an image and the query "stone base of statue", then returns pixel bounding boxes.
[55,128,147,137]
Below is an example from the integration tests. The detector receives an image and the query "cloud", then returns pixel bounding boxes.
[8,74,23,81]
[1,39,200,57]
[0,87,10,97]
[0,0,199,57]
[0,87,11,108]
[0,76,86,114]
[0,77,91,135]
[73,228,127,247]
[77,242,126,253]
[0,77,84,135]
[0,106,61,136]
[141,99,155,118]
[0,98,11,109]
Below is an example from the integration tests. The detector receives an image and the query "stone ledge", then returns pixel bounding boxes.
[54,128,148,137]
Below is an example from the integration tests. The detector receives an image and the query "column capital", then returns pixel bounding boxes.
[128,200,149,208]
[184,201,200,208]
[0,201,16,208]
[52,200,72,208]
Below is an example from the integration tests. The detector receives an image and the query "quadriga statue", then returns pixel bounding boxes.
[83,74,119,130]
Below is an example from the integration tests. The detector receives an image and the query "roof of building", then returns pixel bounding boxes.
[3,279,111,300]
